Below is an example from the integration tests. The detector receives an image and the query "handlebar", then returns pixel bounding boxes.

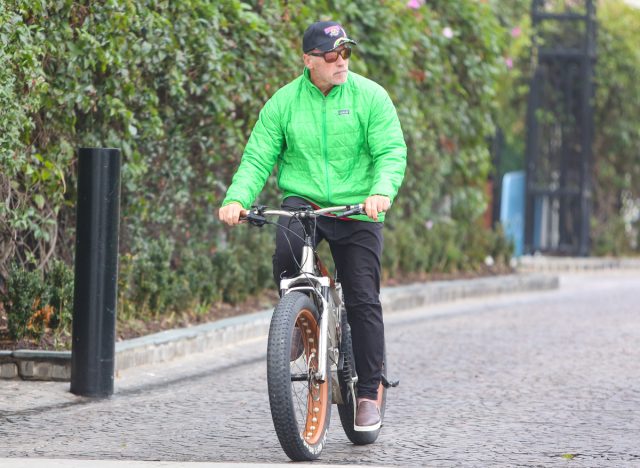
[240,204,365,226]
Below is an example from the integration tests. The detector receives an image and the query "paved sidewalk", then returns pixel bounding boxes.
[0,460,392,468]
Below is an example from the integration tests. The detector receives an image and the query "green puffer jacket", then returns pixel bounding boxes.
[222,68,407,222]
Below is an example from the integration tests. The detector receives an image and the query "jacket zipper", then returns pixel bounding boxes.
[322,97,331,204]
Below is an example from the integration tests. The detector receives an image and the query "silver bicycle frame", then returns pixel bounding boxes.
[257,205,363,384]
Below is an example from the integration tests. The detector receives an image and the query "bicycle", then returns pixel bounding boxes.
[241,203,399,461]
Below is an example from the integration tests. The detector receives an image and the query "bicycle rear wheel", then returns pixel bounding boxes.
[337,310,387,445]
[267,291,331,461]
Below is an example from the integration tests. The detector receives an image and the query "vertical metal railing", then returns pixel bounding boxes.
[524,0,596,256]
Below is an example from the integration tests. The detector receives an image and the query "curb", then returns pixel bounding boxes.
[115,310,272,371]
[517,256,640,272]
[2,273,557,382]
[380,273,558,313]
[1,350,71,381]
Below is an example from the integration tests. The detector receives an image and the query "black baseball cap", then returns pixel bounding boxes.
[302,21,357,53]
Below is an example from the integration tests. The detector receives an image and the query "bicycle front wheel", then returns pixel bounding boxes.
[267,291,331,461]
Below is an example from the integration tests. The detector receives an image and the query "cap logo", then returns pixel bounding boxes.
[324,25,343,37]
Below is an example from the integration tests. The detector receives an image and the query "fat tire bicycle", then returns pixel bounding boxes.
[242,204,398,461]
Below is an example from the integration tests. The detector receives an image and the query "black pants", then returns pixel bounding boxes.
[272,197,384,399]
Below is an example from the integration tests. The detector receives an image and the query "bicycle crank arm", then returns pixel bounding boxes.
[381,375,400,388]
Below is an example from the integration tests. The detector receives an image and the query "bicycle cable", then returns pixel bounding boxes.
[279,213,323,291]
[250,206,360,291]
[245,214,308,277]
[284,215,305,276]
[261,213,315,290]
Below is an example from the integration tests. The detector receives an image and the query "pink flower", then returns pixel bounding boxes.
[425,220,434,230]
[442,27,454,39]
[505,57,513,69]
[511,26,522,38]
[407,0,424,9]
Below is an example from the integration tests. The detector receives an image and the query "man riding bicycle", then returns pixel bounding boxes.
[219,20,406,432]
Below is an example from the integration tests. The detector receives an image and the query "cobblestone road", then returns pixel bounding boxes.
[2,271,639,467]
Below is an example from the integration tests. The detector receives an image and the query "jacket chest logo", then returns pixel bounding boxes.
[337,109,350,115]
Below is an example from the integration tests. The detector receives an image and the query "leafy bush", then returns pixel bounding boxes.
[2,0,512,324]
[2,266,44,340]
[118,227,274,321]
[0,2,56,280]
[382,218,513,278]
[591,214,635,257]
[592,1,640,253]
[1,260,74,341]
[45,259,74,332]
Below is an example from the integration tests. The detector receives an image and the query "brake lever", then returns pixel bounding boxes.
[239,206,268,227]
[341,205,365,217]
[245,211,268,227]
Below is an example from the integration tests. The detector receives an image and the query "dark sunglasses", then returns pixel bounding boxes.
[308,47,352,63]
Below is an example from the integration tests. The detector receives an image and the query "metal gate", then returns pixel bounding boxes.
[524,0,597,256]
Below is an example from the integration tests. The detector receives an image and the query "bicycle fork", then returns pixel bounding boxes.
[316,295,330,383]
[298,243,332,383]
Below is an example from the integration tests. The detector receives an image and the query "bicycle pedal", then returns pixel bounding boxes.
[381,375,400,388]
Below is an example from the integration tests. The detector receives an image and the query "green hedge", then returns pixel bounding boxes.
[592,1,640,254]
[1,0,511,343]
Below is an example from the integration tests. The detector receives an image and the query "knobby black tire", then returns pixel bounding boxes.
[267,291,331,461]
[337,310,387,445]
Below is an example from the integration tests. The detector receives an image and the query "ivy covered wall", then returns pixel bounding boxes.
[1,0,510,331]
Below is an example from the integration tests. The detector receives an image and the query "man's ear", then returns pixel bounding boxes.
[303,54,314,70]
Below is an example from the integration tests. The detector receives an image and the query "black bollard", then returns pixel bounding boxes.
[70,147,121,397]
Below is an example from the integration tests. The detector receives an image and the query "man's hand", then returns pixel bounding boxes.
[363,195,391,221]
[218,202,246,226]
